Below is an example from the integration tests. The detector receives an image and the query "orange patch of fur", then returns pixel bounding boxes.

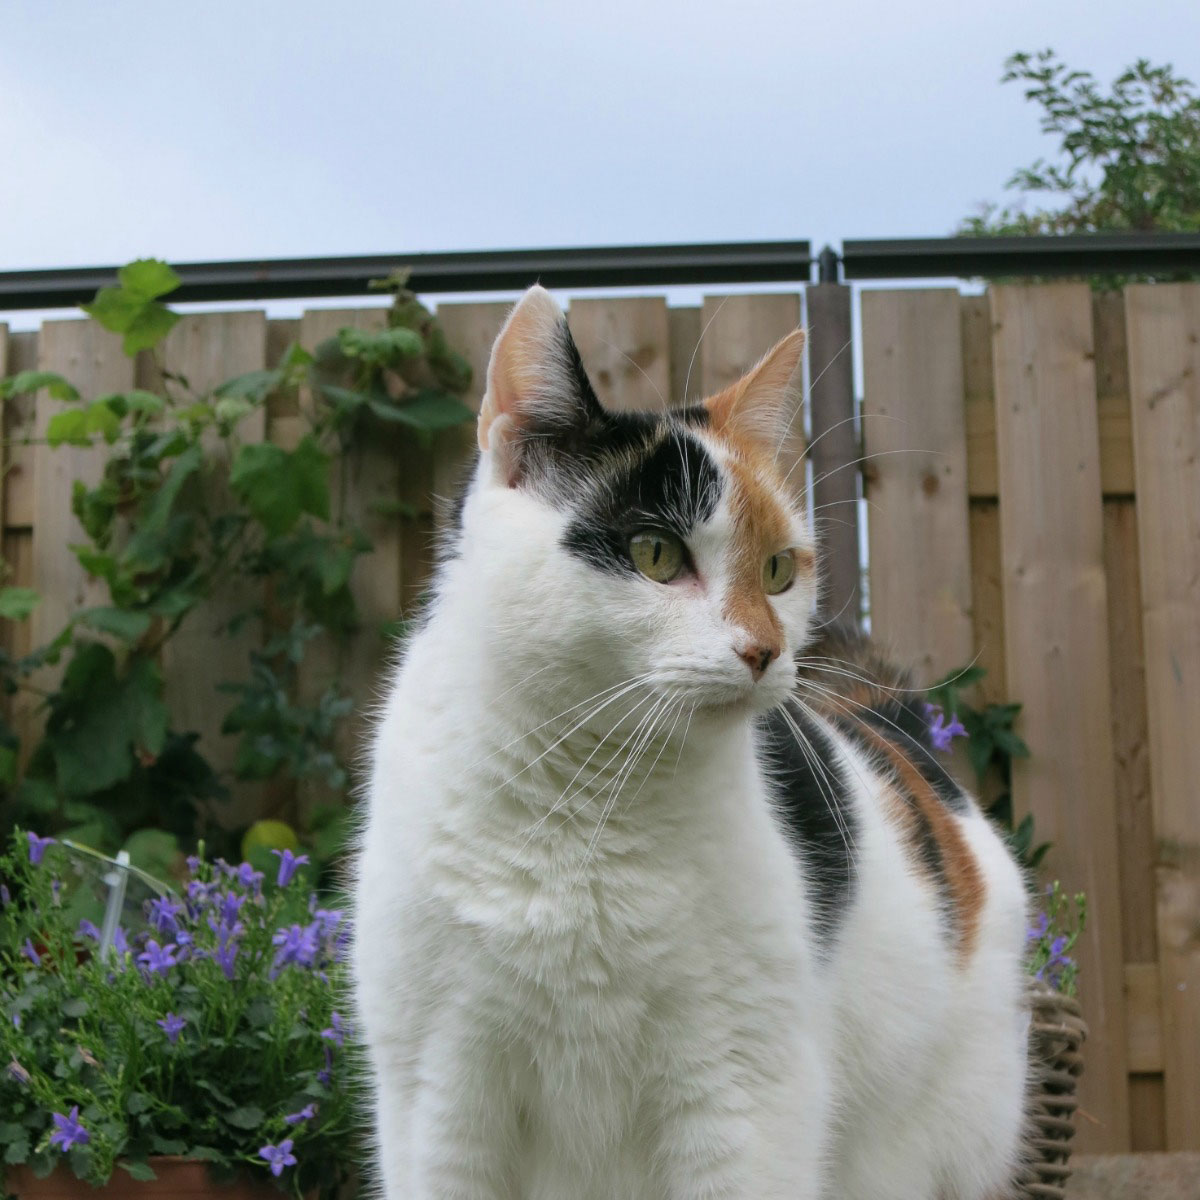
[718,451,790,654]
[862,727,987,963]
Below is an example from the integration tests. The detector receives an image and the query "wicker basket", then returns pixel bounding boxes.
[1012,980,1089,1199]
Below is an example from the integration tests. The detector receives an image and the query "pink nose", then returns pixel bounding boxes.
[737,642,778,681]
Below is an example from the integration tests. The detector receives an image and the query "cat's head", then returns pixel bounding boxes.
[452,286,817,718]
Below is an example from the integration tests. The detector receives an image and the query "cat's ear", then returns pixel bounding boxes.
[478,286,599,485]
[704,329,805,454]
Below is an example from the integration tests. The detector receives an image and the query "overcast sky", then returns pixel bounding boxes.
[2,0,1198,280]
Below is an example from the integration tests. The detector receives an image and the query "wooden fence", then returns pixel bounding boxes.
[1,283,1197,1155]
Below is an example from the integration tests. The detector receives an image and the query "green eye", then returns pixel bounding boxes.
[763,549,796,595]
[630,530,686,583]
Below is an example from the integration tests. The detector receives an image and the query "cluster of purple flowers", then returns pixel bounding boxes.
[1027,910,1076,990]
[14,831,351,1180]
[923,703,968,753]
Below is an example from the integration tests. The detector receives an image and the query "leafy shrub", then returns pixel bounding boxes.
[0,262,473,876]
[0,830,354,1194]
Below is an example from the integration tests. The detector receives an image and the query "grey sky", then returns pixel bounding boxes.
[2,0,1198,277]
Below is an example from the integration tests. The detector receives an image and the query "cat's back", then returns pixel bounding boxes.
[760,631,1029,1199]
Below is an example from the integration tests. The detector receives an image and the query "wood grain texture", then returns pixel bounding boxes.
[963,294,998,500]
[568,297,671,413]
[700,294,805,497]
[1125,961,1165,1073]
[668,306,703,408]
[1124,283,1200,1151]
[295,308,394,777]
[434,302,508,521]
[157,313,268,785]
[32,321,135,648]
[990,284,1130,1151]
[862,290,973,683]
[806,285,858,625]
[3,332,38,530]
[1104,501,1157,970]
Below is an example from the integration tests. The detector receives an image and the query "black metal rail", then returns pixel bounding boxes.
[4,234,1198,311]
[836,232,1200,281]
[0,242,813,312]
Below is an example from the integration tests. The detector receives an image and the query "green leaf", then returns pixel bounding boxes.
[126,1092,154,1115]
[215,368,283,404]
[46,408,93,447]
[120,1161,158,1182]
[0,587,40,620]
[62,997,89,1018]
[230,436,330,535]
[3,1130,30,1164]
[118,259,181,300]
[369,388,475,432]
[75,607,152,642]
[213,396,256,427]
[0,746,16,786]
[0,370,79,403]
[48,646,169,795]
[224,1105,265,1130]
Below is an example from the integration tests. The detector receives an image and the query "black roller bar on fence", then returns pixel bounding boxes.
[835,232,1200,281]
[0,242,814,312]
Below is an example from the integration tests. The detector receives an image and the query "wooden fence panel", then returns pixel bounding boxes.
[32,321,134,653]
[668,307,703,408]
[862,289,972,684]
[295,307,393,772]
[990,283,1130,1150]
[157,313,268,785]
[433,302,508,512]
[569,297,671,413]
[1125,282,1200,1151]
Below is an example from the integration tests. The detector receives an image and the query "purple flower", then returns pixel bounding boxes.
[22,939,40,966]
[156,1013,186,1044]
[272,849,309,888]
[1027,912,1051,942]
[234,862,264,893]
[317,1046,334,1086]
[213,939,239,980]
[77,919,101,942]
[27,832,55,866]
[273,923,320,970]
[259,1139,297,1176]
[112,927,131,957]
[147,895,184,937]
[7,1058,30,1085]
[137,939,177,978]
[283,1102,316,1125]
[926,706,967,753]
[186,854,202,875]
[217,891,246,927]
[49,1106,90,1152]
[321,1011,349,1047]
[0,883,10,906]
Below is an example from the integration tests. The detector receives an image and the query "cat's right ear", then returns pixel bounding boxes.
[478,286,598,486]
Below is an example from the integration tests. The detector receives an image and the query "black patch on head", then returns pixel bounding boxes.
[561,423,723,575]
[759,702,858,949]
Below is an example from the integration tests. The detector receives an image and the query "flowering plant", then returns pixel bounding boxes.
[1027,880,1087,995]
[0,830,355,1195]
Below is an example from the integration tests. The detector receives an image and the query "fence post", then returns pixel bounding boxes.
[807,256,860,629]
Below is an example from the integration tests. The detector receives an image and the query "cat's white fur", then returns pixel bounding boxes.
[353,288,1028,1199]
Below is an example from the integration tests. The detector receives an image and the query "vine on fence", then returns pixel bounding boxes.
[0,261,474,879]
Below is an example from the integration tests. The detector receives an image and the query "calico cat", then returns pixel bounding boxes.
[352,286,1029,1199]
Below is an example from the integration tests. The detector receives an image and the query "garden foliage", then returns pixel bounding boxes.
[0,262,473,876]
[0,830,353,1193]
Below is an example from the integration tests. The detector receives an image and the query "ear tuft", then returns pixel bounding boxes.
[705,328,805,453]
[479,286,578,446]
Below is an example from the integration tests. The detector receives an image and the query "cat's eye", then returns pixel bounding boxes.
[763,549,796,595]
[630,530,686,583]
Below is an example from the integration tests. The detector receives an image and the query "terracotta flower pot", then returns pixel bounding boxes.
[5,1157,280,1200]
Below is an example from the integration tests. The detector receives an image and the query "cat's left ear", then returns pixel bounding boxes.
[479,286,600,486]
[704,329,805,454]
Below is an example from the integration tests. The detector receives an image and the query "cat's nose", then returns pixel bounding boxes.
[736,641,779,681]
